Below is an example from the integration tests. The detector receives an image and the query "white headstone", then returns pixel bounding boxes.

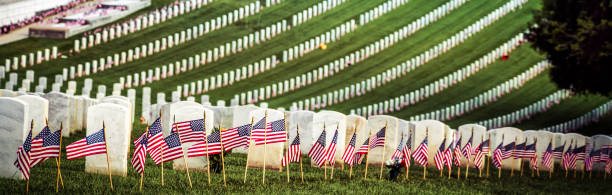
[85,103,131,176]
[0,97,29,179]
[44,92,72,137]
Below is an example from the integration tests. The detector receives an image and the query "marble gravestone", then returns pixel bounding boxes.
[313,110,347,167]
[563,133,587,171]
[365,115,399,166]
[15,95,49,136]
[247,108,285,170]
[229,105,260,153]
[160,101,213,171]
[85,103,131,177]
[286,110,315,154]
[530,130,555,171]
[552,132,565,166]
[488,127,524,170]
[346,114,367,156]
[102,96,134,128]
[0,97,29,180]
[44,92,72,137]
[414,120,450,167]
[590,135,612,171]
[457,124,486,166]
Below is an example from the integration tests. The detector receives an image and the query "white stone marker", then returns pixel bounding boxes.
[85,103,131,177]
[0,97,29,179]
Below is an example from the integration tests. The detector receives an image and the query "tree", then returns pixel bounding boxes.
[527,0,611,96]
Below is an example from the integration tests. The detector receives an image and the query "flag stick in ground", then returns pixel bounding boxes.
[285,113,290,182]
[349,128,355,180]
[549,137,553,179]
[323,122,328,180]
[405,128,412,180]
[480,134,484,178]
[582,137,587,180]
[331,123,339,180]
[424,128,428,180]
[159,110,165,186]
[243,117,255,184]
[140,126,149,192]
[487,134,491,178]
[457,132,462,180]
[218,122,227,186]
[204,112,211,184]
[173,117,192,188]
[465,128,474,179]
[262,110,268,184]
[26,120,33,193]
[499,134,504,179]
[53,120,64,192]
[565,140,572,178]
[102,122,114,191]
[364,128,372,179]
[379,121,388,180]
[511,137,517,177]
[449,132,454,179]
[297,125,304,183]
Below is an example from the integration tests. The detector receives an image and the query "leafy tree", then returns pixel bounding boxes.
[527,0,611,96]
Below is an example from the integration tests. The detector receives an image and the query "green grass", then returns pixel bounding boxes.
[1,127,609,194]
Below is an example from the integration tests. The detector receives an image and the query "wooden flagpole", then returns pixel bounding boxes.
[51,120,65,192]
[465,128,474,179]
[480,134,484,178]
[102,121,114,191]
[405,128,412,180]
[423,128,428,180]
[285,113,290,182]
[243,117,255,184]
[582,137,587,180]
[487,134,491,178]
[323,122,327,180]
[26,120,33,193]
[218,122,227,186]
[499,134,504,179]
[297,125,304,183]
[332,123,339,180]
[262,110,268,184]
[204,112,211,184]
[173,116,192,188]
[159,110,164,186]
[549,137,553,179]
[349,128,355,180]
[140,126,149,192]
[457,131,461,180]
[364,128,372,179]
[379,121,388,180]
[449,132,454,179]
[511,137,517,177]
[441,130,446,177]
[565,140,572,178]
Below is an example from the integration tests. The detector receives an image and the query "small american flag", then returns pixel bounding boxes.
[173,119,206,143]
[513,140,526,159]
[600,145,611,163]
[188,130,223,157]
[353,138,369,165]
[402,136,412,168]
[324,130,338,165]
[501,141,516,160]
[411,136,428,167]
[281,133,301,167]
[369,127,386,149]
[14,130,32,179]
[220,123,251,151]
[552,142,565,159]
[474,140,489,170]
[390,137,404,161]
[530,154,538,170]
[434,138,447,170]
[542,142,553,169]
[147,118,165,165]
[341,133,357,165]
[481,138,490,155]
[66,129,106,160]
[131,131,148,174]
[254,119,287,145]
[562,143,575,171]
[453,136,462,166]
[520,141,536,159]
[492,143,503,168]
[308,130,327,167]
[461,134,472,158]
[443,142,453,170]
[30,126,61,167]
[249,117,267,140]
[584,149,595,171]
[573,144,586,160]
[161,129,185,162]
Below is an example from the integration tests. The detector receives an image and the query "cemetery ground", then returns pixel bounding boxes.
[0,125,609,194]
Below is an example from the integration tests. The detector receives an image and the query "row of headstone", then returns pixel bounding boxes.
[543,101,612,133]
[74,0,215,53]
[296,27,526,112]
[282,19,356,63]
[265,0,282,7]
[3,47,58,72]
[236,0,473,105]
[477,90,572,129]
[402,61,550,122]
[291,0,347,26]
[358,0,409,25]
[123,19,286,89]
[62,1,264,86]
[2,70,51,94]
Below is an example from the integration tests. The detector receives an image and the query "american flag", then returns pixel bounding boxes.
[14,130,32,179]
[434,138,447,170]
[249,117,268,140]
[453,136,462,166]
[131,131,148,174]
[474,140,489,170]
[30,126,61,167]
[501,141,516,160]
[481,138,490,155]
[513,140,526,159]
[562,143,575,171]
[220,123,251,151]
[147,118,165,165]
[161,129,185,162]
[602,145,612,162]
[173,119,206,143]
[443,141,453,170]
[369,127,386,149]
[552,142,565,159]
[530,153,538,170]
[188,130,223,157]
[402,136,412,168]
[569,144,579,169]
[66,128,106,160]
[353,138,369,165]
[584,149,596,171]
[254,119,287,145]
[492,143,503,168]
[520,141,536,159]
[308,130,327,167]
[281,133,301,167]
[341,133,357,165]
[324,130,338,165]
[411,136,428,167]
[542,142,553,169]
[461,134,472,158]
[391,137,404,161]
[573,144,586,160]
